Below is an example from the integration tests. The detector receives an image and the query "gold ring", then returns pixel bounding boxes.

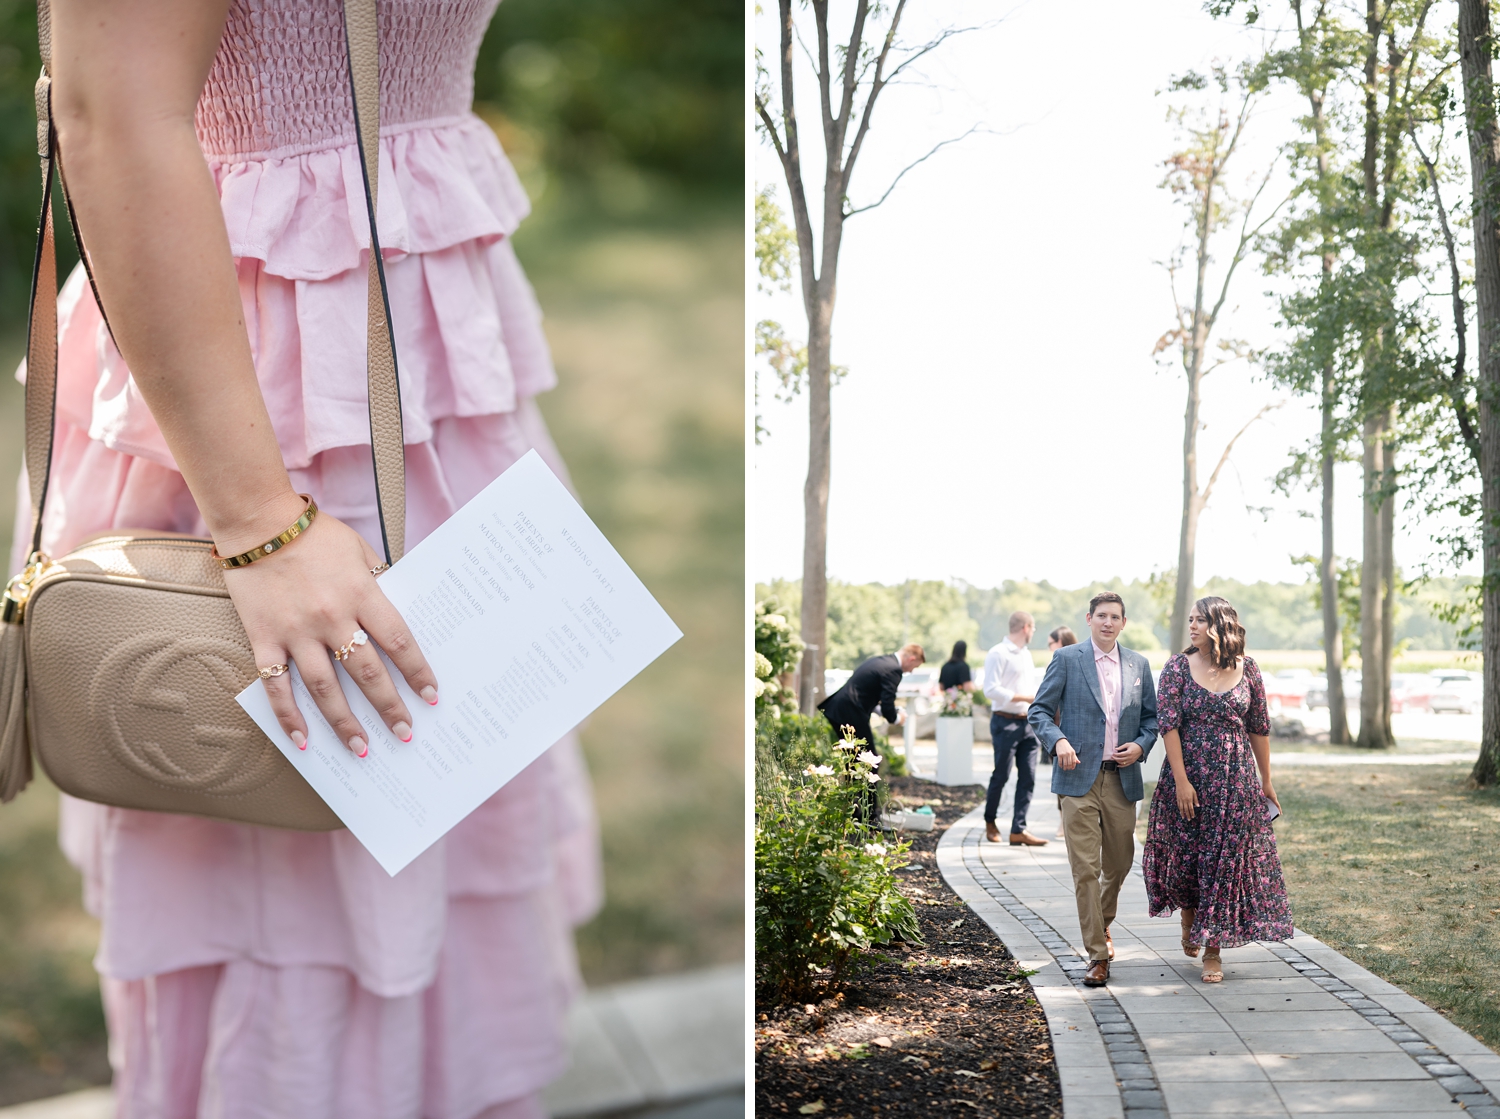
[258,663,289,679]
[331,629,370,662]
[370,563,390,576]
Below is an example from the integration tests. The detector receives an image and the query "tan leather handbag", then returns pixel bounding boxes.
[0,0,406,830]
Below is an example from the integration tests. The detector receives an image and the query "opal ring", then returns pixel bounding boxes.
[258,663,289,680]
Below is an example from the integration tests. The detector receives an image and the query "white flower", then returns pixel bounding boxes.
[833,741,858,751]
[805,764,835,777]
[863,842,888,857]
[764,614,788,629]
[857,750,881,767]
[863,771,881,783]
[754,651,775,680]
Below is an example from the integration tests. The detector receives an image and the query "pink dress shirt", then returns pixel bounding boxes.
[1093,639,1121,760]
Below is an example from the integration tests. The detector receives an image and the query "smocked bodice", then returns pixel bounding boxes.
[196,0,501,161]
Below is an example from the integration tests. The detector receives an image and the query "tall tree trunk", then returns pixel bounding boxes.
[1459,0,1500,785]
[1356,415,1387,748]
[1354,0,1391,748]
[1298,2,1349,743]
[1380,421,1396,744]
[1171,369,1203,653]
[1321,356,1350,742]
[799,298,833,713]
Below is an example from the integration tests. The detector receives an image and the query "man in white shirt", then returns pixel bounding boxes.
[981,611,1048,846]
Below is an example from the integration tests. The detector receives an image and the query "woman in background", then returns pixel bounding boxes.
[1142,596,1291,983]
[940,640,974,692]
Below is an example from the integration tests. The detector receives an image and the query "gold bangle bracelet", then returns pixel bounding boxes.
[212,495,319,570]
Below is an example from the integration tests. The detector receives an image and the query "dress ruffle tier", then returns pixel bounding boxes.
[44,117,555,472]
[14,99,601,1119]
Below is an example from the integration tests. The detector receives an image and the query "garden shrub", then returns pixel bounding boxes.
[872,729,907,777]
[754,598,803,719]
[755,733,922,1003]
[754,710,834,802]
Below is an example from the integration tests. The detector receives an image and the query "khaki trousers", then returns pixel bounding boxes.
[1060,767,1137,963]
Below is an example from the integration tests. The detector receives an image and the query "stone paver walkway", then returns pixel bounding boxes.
[936,785,1500,1119]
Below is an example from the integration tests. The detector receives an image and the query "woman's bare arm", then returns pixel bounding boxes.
[1250,732,1277,810]
[49,0,437,756]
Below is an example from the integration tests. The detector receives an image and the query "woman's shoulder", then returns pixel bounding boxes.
[1241,655,1262,676]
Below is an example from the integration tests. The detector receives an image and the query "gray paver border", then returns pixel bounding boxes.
[937,803,1500,1119]
[938,806,1141,1119]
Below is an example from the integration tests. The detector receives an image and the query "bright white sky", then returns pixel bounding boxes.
[752,0,1474,590]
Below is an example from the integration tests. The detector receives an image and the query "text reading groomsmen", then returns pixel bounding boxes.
[1028,593,1158,987]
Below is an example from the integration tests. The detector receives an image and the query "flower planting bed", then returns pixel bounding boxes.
[754,778,1062,1117]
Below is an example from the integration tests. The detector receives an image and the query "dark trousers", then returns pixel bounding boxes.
[985,712,1040,833]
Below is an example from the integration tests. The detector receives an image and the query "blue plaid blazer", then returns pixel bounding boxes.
[1027,641,1159,802]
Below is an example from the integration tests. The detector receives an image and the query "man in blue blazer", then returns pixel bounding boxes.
[1027,592,1158,987]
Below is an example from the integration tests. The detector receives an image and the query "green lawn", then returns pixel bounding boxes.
[0,197,744,1100]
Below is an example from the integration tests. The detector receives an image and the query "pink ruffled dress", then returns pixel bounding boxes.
[11,3,602,1117]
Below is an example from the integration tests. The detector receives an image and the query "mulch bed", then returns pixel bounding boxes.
[754,776,1063,1118]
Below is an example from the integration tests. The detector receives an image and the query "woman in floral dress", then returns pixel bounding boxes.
[1142,596,1292,983]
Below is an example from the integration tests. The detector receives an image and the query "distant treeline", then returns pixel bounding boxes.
[755,576,1476,670]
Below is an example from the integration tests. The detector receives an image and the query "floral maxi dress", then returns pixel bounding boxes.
[1142,655,1293,948]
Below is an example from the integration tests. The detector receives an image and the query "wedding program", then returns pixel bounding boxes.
[237,450,682,874]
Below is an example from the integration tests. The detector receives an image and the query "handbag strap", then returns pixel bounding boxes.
[24,0,406,567]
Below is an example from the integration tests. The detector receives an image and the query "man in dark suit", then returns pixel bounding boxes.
[820,643,925,750]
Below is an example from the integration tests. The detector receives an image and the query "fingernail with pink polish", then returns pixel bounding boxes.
[394,722,412,743]
[291,730,306,751]
[350,735,368,758]
[420,686,438,706]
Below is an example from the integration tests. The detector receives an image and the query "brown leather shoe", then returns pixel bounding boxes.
[1105,928,1114,960]
[1009,831,1049,846]
[1083,960,1110,987]
[984,820,1002,843]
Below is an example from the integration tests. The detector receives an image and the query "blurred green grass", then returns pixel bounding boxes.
[0,198,743,1100]
[519,201,744,981]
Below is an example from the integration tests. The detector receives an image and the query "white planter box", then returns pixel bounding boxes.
[879,809,935,832]
[935,716,975,786]
[973,709,990,737]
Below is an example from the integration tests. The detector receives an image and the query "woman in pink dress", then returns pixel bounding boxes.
[27,2,600,1116]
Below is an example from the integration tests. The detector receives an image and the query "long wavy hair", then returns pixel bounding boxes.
[1183,595,1246,670]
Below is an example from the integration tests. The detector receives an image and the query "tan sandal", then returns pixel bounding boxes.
[1202,950,1223,983]
[1181,908,1199,958]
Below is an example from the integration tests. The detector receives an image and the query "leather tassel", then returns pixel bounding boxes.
[0,620,32,802]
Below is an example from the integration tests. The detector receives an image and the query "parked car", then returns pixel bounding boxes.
[1431,669,1479,685]
[1305,670,1360,709]
[1430,678,1482,715]
[1390,673,1434,713]
[1264,668,1314,710]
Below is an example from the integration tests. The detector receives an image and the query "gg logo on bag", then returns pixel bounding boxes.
[90,633,282,795]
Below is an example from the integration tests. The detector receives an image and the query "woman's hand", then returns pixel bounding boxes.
[1262,780,1280,814]
[223,501,437,757]
[1175,777,1199,821]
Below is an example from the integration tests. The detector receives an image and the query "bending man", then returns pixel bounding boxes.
[820,643,924,754]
